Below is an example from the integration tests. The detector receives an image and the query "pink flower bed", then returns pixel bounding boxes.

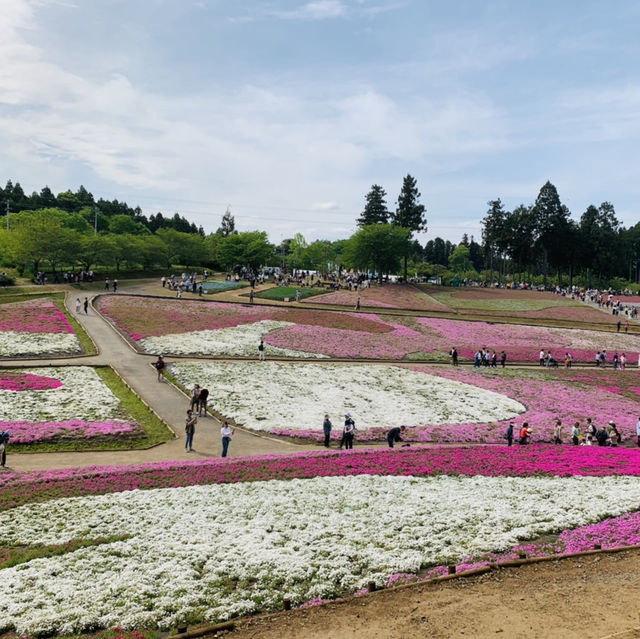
[4,445,640,511]
[463,305,619,324]
[416,317,638,362]
[308,284,448,311]
[4,419,141,444]
[0,298,74,333]
[271,366,640,443]
[99,296,389,341]
[266,320,427,359]
[0,372,62,391]
[307,292,394,307]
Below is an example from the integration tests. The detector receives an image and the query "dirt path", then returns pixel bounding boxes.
[221,549,640,639]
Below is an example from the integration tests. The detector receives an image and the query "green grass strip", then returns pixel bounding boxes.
[0,534,130,571]
[255,286,325,301]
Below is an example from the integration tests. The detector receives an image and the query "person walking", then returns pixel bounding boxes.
[386,425,406,448]
[449,347,458,366]
[258,339,265,361]
[249,289,254,304]
[113,279,118,293]
[154,355,166,381]
[505,423,514,446]
[198,387,209,416]
[184,409,197,452]
[75,297,81,314]
[636,416,640,448]
[340,413,355,449]
[83,297,89,314]
[190,384,201,411]
[105,278,110,290]
[500,351,507,368]
[221,421,234,457]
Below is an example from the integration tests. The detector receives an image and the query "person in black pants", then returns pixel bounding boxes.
[322,414,332,448]
[340,413,355,449]
[387,425,406,448]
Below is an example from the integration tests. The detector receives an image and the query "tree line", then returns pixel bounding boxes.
[1,178,638,287]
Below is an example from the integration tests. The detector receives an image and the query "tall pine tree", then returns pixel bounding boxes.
[357,185,389,226]
[391,174,427,281]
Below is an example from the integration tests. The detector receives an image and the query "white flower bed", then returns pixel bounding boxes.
[0,367,123,422]
[2,474,640,633]
[139,320,327,358]
[0,331,81,356]
[170,362,525,431]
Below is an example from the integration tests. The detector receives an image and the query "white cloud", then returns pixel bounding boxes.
[268,0,347,20]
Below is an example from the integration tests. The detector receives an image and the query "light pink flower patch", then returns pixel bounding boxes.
[266,321,428,359]
[0,372,63,391]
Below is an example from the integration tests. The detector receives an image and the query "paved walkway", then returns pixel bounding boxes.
[6,288,316,473]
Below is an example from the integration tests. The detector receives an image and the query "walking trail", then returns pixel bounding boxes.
[5,286,316,473]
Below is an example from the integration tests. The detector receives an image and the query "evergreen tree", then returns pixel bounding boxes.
[357,185,389,226]
[391,174,427,280]
[217,209,237,237]
[531,181,571,283]
[391,174,427,233]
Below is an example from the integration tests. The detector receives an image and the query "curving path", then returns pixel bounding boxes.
[5,287,316,473]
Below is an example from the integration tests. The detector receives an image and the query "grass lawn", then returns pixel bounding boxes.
[255,286,326,301]
[9,366,174,453]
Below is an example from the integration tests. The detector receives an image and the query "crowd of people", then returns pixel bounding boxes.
[470,348,508,367]
[504,417,640,447]
[161,272,204,297]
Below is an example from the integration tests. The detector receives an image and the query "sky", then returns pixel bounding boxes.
[1,0,640,246]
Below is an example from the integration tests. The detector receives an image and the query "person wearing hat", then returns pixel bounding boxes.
[340,413,355,449]
[608,421,622,446]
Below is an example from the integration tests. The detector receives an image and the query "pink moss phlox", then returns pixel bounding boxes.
[4,420,139,444]
[4,445,640,511]
[0,373,63,391]
[0,299,74,334]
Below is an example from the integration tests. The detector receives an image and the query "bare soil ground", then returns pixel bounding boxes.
[219,549,640,639]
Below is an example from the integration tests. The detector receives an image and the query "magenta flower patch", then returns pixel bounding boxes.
[0,298,74,334]
[0,372,63,391]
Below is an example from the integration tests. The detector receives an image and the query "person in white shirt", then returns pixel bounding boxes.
[221,421,234,458]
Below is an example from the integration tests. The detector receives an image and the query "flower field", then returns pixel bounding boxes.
[97,295,640,361]
[0,367,145,446]
[308,284,448,311]
[3,446,640,634]
[170,362,526,436]
[169,361,640,443]
[0,298,82,356]
[415,317,640,362]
